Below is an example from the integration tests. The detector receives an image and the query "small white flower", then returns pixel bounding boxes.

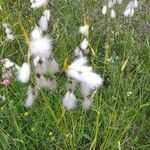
[43,9,51,21]
[47,57,59,73]
[31,0,48,8]
[82,96,93,110]
[30,34,52,58]
[102,5,107,15]
[111,9,116,18]
[25,85,38,108]
[80,38,89,51]
[62,90,77,109]
[74,47,83,57]
[79,25,89,36]
[39,16,48,31]
[17,63,30,83]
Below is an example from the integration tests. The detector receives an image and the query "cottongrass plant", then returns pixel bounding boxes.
[102,0,139,18]
[62,23,103,110]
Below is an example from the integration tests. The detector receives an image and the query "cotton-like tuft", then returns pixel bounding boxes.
[62,90,77,109]
[80,83,91,97]
[31,0,48,8]
[79,25,89,36]
[17,63,30,83]
[110,9,116,18]
[39,16,48,31]
[25,85,38,108]
[80,38,89,50]
[43,9,51,21]
[102,5,107,15]
[47,57,59,73]
[30,35,52,58]
[82,96,93,110]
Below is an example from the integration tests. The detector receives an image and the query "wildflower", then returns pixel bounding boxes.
[31,0,48,8]
[62,89,77,109]
[2,70,12,86]
[29,26,52,58]
[17,63,30,83]
[66,57,103,90]
[80,38,89,51]
[110,9,116,18]
[79,24,89,36]
[82,95,93,110]
[102,5,107,15]
[24,111,29,117]
[24,85,38,108]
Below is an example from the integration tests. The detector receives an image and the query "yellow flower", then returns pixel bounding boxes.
[24,112,29,117]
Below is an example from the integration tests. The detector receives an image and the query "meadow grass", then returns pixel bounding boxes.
[0,0,150,149]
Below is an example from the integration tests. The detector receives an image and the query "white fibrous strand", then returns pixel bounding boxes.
[47,56,59,74]
[66,57,103,90]
[36,74,56,90]
[62,89,77,110]
[102,5,107,15]
[29,26,52,58]
[79,24,89,36]
[25,85,38,108]
[17,63,30,83]
[80,38,89,52]
[31,0,48,8]
[80,82,91,97]
[82,95,93,110]
[2,23,14,41]
[124,0,139,17]
[74,47,83,57]
[43,9,51,21]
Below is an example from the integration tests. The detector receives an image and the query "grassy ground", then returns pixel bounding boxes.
[0,0,150,149]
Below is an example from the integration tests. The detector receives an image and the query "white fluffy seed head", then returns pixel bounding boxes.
[30,35,52,58]
[80,83,91,97]
[43,9,51,21]
[102,5,107,15]
[31,0,48,8]
[74,47,83,57]
[108,0,114,8]
[24,85,38,108]
[39,16,48,31]
[111,9,116,18]
[47,57,59,73]
[17,63,30,83]
[79,25,89,36]
[117,0,123,4]
[62,90,76,110]
[31,26,42,40]
[80,38,89,51]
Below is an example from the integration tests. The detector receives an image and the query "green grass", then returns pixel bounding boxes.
[0,0,150,149]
